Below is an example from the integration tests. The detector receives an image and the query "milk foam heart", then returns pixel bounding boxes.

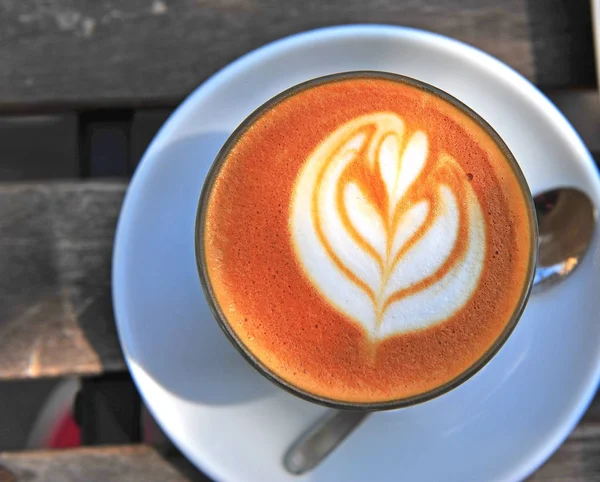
[290,113,486,339]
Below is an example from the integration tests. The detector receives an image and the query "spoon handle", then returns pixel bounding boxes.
[283,410,369,475]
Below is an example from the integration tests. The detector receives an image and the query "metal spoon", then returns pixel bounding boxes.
[532,188,596,292]
[284,187,596,476]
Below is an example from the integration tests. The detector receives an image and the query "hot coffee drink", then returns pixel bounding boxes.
[198,73,535,406]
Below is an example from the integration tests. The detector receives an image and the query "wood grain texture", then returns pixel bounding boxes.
[544,90,600,154]
[0,0,539,110]
[0,445,188,482]
[0,182,127,379]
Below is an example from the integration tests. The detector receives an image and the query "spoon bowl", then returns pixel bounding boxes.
[533,187,596,292]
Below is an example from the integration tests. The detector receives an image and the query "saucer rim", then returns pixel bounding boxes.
[113,24,600,482]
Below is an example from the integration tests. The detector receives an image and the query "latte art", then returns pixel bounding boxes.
[291,113,486,339]
[202,74,534,404]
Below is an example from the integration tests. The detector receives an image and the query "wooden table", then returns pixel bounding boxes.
[0,1,598,480]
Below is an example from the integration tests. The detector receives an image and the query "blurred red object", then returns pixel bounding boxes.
[27,379,81,449]
[47,411,80,448]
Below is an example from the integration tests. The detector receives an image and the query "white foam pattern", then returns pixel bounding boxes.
[290,113,486,339]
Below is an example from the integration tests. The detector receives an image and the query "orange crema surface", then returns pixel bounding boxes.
[203,77,533,403]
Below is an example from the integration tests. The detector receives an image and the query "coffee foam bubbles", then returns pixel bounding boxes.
[291,112,486,339]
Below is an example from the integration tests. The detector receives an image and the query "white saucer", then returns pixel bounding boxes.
[113,25,600,481]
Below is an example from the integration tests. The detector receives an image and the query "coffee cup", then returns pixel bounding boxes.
[195,71,537,410]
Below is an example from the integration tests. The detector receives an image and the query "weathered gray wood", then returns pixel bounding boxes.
[0,182,127,379]
[0,0,590,111]
[0,445,188,482]
[545,91,600,154]
[1,430,600,482]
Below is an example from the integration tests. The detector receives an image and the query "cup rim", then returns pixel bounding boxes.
[194,70,539,411]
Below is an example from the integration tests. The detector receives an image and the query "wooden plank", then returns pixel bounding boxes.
[0,182,127,380]
[2,421,600,482]
[0,0,590,110]
[545,90,600,154]
[0,445,188,482]
[4,408,598,482]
